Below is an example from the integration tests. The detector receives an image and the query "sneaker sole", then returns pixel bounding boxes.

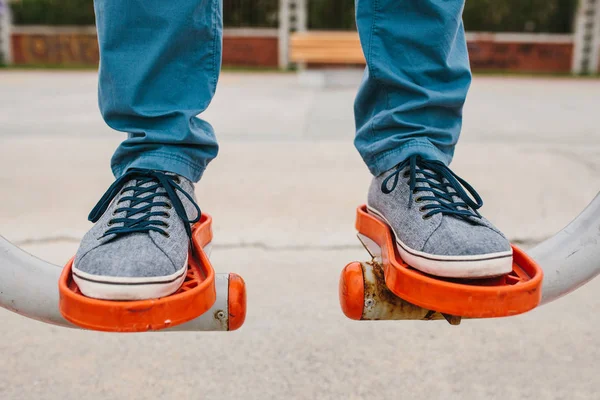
[72,254,188,301]
[366,206,513,279]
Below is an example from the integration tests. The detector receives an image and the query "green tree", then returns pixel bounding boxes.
[224,0,278,27]
[308,0,355,30]
[11,0,95,25]
[9,0,578,34]
[463,0,577,33]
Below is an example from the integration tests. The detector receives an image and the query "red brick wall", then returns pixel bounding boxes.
[222,36,278,67]
[11,33,99,65]
[467,41,573,73]
[10,29,576,73]
[10,31,279,68]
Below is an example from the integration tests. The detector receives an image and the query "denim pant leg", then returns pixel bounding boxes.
[354,0,471,176]
[94,0,222,182]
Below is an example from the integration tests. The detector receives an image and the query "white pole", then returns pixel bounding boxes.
[279,0,308,70]
[295,0,307,33]
[593,3,600,73]
[278,0,290,69]
[530,193,600,305]
[0,0,12,65]
[572,0,600,74]
[289,0,308,70]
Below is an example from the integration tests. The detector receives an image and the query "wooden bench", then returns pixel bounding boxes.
[290,31,365,65]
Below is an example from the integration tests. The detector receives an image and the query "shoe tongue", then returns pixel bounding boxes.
[412,168,440,194]
[416,170,477,217]
[414,163,442,184]
[411,160,483,221]
[140,174,199,222]
[121,178,161,219]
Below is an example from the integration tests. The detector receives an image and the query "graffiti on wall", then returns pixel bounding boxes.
[12,33,99,65]
[468,41,573,72]
[223,37,278,67]
[10,31,576,73]
[11,33,280,67]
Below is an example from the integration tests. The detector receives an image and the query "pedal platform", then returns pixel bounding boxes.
[59,214,246,332]
[340,205,543,320]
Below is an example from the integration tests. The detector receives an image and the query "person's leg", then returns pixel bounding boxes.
[73,0,222,300]
[97,0,221,182]
[355,1,513,278]
[354,0,470,174]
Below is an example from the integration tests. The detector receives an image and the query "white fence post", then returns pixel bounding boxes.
[278,0,308,70]
[295,0,307,33]
[0,0,13,65]
[278,0,290,69]
[572,0,600,74]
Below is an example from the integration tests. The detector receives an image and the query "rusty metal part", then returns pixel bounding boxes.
[360,261,461,325]
[441,313,462,325]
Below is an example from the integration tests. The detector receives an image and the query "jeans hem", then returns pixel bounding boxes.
[365,140,452,176]
[111,151,205,182]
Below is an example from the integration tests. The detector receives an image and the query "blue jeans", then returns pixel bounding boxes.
[95,0,470,181]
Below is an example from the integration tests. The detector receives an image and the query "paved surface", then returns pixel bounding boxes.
[0,71,599,399]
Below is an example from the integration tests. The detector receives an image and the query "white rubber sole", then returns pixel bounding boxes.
[366,206,513,279]
[72,253,189,301]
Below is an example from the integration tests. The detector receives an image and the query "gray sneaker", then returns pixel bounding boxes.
[367,155,512,278]
[73,169,201,300]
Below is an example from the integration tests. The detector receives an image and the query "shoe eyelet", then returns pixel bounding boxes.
[173,177,181,184]
[403,171,409,178]
[415,197,423,203]
[107,220,114,226]
[166,204,172,209]
[419,206,426,212]
[162,232,170,238]
[422,215,432,220]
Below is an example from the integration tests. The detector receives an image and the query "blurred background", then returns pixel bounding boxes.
[1,1,599,400]
[1,0,599,74]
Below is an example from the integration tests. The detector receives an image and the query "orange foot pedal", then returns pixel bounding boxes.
[59,214,246,332]
[340,205,543,320]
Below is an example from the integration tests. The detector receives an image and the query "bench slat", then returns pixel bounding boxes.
[290,31,365,64]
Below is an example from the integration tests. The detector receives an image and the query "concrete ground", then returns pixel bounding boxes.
[0,71,599,399]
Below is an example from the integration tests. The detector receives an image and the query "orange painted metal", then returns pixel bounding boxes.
[355,205,543,318]
[58,214,217,332]
[339,262,365,320]
[227,273,247,331]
